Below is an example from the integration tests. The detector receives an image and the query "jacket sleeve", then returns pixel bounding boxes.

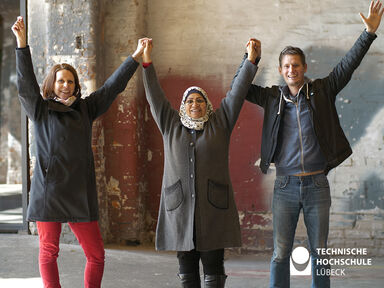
[16,46,45,121]
[219,57,258,131]
[230,53,268,107]
[85,56,139,120]
[325,30,377,101]
[143,63,178,135]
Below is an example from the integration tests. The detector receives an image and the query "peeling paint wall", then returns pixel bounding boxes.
[26,0,384,254]
[100,0,148,244]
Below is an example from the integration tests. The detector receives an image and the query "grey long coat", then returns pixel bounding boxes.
[143,59,257,251]
[16,46,138,222]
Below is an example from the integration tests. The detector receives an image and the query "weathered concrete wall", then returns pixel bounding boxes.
[99,0,148,244]
[26,0,384,254]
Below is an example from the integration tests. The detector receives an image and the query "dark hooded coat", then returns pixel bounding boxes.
[16,46,138,222]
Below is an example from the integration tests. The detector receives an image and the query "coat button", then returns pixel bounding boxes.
[189,142,194,146]
[190,174,193,178]
[192,194,195,198]
[190,158,193,162]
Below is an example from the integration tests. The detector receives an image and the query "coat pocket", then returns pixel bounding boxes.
[207,179,229,209]
[164,180,183,211]
[45,156,57,182]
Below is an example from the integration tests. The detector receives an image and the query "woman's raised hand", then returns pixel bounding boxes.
[11,16,26,48]
[246,38,261,64]
[143,38,153,63]
[132,37,152,62]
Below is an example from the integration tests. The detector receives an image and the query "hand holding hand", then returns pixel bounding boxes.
[246,38,261,63]
[11,16,26,48]
[360,0,384,33]
[142,39,153,63]
[132,37,152,62]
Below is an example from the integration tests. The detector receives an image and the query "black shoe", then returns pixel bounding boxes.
[204,274,227,288]
[178,273,201,288]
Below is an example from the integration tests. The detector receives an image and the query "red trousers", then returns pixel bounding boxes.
[36,221,105,288]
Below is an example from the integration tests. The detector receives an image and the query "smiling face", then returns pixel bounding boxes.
[53,69,75,100]
[185,93,207,119]
[279,54,307,93]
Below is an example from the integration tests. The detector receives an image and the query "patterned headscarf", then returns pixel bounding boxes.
[179,86,213,130]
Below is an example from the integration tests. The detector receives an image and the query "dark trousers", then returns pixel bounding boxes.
[177,249,225,275]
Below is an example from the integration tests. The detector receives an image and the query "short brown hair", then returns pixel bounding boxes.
[279,46,306,67]
[42,63,81,100]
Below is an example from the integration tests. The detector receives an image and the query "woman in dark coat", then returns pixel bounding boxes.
[141,39,260,287]
[12,16,147,288]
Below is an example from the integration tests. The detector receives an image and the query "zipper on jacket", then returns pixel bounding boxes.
[294,101,305,173]
[283,84,306,173]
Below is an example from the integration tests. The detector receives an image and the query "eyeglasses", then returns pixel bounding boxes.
[185,98,206,105]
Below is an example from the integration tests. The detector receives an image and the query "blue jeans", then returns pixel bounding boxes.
[270,174,331,288]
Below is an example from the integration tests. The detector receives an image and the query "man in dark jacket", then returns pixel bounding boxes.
[233,1,383,287]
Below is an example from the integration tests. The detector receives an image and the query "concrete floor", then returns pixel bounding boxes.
[0,233,383,288]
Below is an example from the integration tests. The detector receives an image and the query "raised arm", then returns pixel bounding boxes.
[85,38,149,119]
[327,1,383,97]
[219,39,259,130]
[360,0,384,33]
[142,39,178,135]
[11,16,26,48]
[12,16,44,121]
[142,38,152,64]
[247,38,261,64]
[230,40,269,108]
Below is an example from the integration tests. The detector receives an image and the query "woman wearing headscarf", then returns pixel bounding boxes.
[141,38,260,287]
[12,16,148,288]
